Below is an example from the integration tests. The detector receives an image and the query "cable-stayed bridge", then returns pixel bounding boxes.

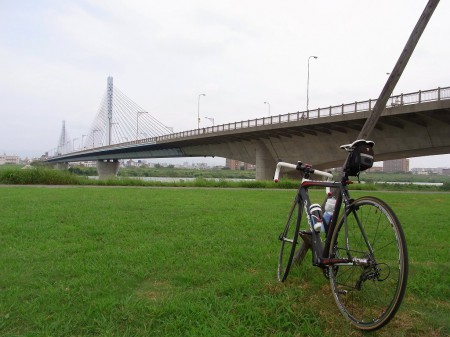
[53,77,172,155]
[48,79,450,180]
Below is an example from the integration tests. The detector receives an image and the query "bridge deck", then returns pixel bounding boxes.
[48,86,450,180]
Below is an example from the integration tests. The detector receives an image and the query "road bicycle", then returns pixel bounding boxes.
[274,139,408,331]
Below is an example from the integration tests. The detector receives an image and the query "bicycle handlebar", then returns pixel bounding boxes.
[274,161,333,183]
[273,162,296,182]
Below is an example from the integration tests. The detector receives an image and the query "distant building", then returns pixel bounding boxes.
[367,166,383,173]
[383,159,409,173]
[79,161,97,168]
[411,168,431,175]
[0,154,20,165]
[225,159,255,170]
[191,162,209,169]
[125,159,138,167]
[226,159,240,170]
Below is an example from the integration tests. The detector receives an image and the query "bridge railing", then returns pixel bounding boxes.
[53,86,449,158]
[155,86,449,142]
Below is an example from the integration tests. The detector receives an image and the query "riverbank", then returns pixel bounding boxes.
[1,187,448,336]
[0,167,449,191]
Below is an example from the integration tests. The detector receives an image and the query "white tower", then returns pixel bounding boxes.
[57,120,68,154]
[106,76,113,145]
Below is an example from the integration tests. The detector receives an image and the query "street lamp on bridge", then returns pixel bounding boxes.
[204,116,214,126]
[307,55,318,111]
[264,101,271,116]
[198,93,206,129]
[136,111,148,140]
[82,134,87,149]
[92,129,99,148]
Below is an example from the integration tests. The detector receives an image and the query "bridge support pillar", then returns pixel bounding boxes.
[55,162,69,171]
[96,160,120,180]
[255,141,276,181]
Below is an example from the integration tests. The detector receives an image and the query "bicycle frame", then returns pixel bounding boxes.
[275,162,371,269]
[297,179,342,267]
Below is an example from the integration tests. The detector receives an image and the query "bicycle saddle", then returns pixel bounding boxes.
[340,139,375,151]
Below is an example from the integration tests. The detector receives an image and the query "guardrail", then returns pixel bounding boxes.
[157,86,450,141]
[50,86,450,158]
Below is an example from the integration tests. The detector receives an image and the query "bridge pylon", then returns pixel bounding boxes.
[106,76,113,146]
[56,120,71,155]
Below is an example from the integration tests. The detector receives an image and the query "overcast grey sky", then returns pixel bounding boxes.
[1,0,449,168]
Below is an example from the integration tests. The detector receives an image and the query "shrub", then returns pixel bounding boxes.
[441,181,450,191]
[0,168,82,185]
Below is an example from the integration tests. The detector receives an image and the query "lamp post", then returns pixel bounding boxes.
[204,116,215,126]
[92,129,99,148]
[197,94,205,129]
[307,55,318,111]
[110,122,118,144]
[136,111,148,140]
[264,101,271,116]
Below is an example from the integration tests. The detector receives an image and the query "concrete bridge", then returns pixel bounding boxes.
[48,86,450,180]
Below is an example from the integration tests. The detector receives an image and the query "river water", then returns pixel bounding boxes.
[88,176,443,186]
[89,176,255,182]
[372,181,443,186]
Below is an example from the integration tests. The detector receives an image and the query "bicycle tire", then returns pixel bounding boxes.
[328,196,408,330]
[277,198,303,282]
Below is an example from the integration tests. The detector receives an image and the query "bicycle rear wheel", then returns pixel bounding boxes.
[277,197,305,282]
[328,196,408,330]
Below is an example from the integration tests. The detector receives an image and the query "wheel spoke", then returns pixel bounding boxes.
[329,197,408,330]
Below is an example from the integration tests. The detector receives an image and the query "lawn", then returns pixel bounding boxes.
[0,186,448,336]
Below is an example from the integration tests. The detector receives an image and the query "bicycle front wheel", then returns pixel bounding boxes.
[328,196,408,331]
[277,197,304,282]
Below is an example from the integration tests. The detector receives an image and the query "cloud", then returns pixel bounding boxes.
[0,0,449,167]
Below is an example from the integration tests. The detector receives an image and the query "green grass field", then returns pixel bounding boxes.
[0,186,448,337]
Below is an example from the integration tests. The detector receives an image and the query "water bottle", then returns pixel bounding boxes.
[323,195,336,227]
[310,204,324,232]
